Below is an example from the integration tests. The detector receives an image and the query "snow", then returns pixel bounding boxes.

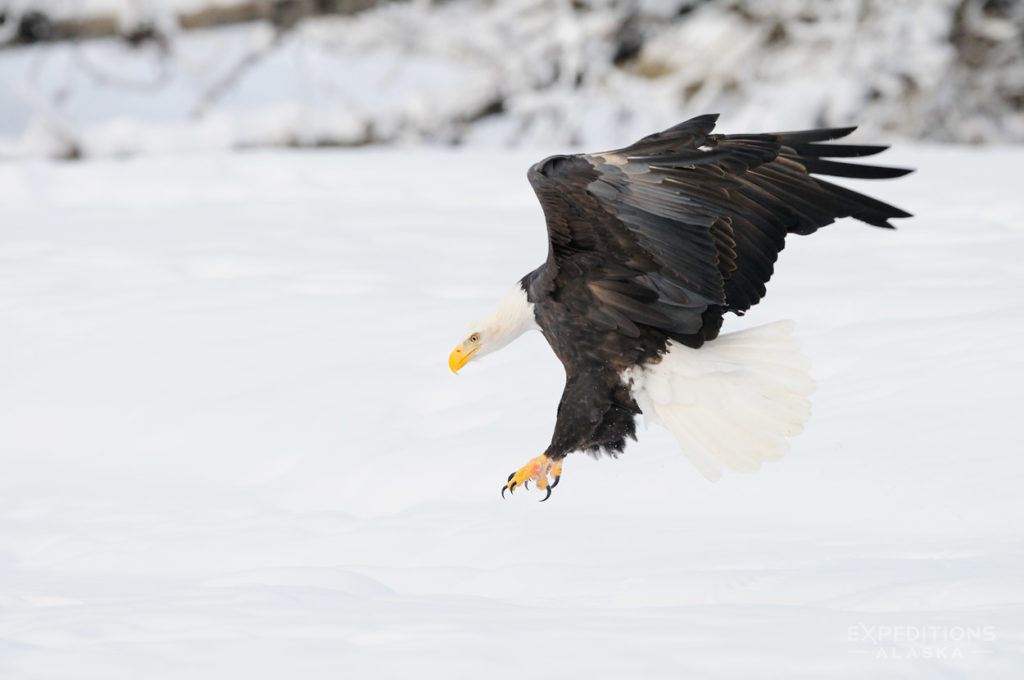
[1,145,1023,678]
[2,0,1022,159]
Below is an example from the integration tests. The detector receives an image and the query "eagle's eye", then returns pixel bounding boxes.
[470,334,480,343]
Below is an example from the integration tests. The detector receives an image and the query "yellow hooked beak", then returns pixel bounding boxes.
[448,344,480,374]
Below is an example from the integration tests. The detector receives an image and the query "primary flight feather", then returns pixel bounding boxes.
[448,114,912,500]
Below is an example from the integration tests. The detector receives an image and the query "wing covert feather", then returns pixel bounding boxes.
[526,114,912,345]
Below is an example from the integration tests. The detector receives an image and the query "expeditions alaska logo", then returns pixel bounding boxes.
[848,624,996,660]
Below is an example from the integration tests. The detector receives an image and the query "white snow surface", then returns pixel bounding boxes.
[1,145,1023,678]
[2,0,1023,158]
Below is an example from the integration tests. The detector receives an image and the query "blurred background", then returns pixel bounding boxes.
[0,0,1022,160]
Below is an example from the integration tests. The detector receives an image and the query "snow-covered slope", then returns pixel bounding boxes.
[1,145,1022,678]
[1,0,1022,159]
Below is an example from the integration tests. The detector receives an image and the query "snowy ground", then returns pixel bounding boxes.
[1,144,1022,678]
[3,0,1022,159]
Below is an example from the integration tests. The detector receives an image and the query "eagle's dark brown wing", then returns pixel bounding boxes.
[526,113,912,346]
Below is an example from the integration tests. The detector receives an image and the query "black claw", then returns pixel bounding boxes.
[540,486,553,502]
[501,484,508,498]
[524,480,530,490]
[509,481,517,492]
[507,472,515,482]
[550,475,560,490]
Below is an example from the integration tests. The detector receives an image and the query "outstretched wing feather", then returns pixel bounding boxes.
[527,114,912,344]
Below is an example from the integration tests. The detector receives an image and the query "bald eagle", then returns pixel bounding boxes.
[448,114,911,500]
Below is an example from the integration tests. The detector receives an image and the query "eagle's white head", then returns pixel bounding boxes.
[449,285,538,373]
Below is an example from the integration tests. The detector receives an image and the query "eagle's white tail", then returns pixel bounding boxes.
[623,320,815,481]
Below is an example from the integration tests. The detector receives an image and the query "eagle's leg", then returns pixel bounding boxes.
[501,455,563,501]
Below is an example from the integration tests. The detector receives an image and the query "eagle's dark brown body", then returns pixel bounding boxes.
[520,114,912,461]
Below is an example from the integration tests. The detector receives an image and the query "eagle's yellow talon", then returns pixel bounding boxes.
[501,454,562,500]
